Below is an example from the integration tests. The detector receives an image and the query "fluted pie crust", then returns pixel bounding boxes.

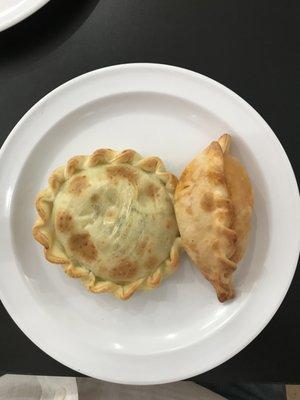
[33,149,181,300]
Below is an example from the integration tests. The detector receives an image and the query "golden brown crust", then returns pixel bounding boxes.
[175,134,253,302]
[56,211,73,233]
[33,149,181,300]
[224,153,253,263]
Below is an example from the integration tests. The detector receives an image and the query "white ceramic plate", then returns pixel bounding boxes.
[0,64,299,384]
[0,0,49,32]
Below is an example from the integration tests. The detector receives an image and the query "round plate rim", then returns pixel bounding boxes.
[0,63,299,384]
[0,0,50,32]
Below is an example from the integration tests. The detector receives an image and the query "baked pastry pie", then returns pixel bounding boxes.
[174,134,253,302]
[33,149,181,300]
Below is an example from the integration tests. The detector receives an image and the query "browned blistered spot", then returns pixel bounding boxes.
[106,165,137,184]
[146,183,159,198]
[110,260,137,280]
[211,240,219,251]
[105,208,117,220]
[136,239,147,256]
[200,192,215,212]
[90,193,99,203]
[69,175,89,195]
[185,205,193,215]
[165,219,173,229]
[145,256,158,269]
[56,211,73,233]
[204,171,225,186]
[69,233,97,261]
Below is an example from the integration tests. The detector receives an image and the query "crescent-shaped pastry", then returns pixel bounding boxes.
[174,134,253,302]
[33,149,181,300]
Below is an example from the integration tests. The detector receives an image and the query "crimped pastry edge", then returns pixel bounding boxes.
[33,148,181,300]
[174,134,238,302]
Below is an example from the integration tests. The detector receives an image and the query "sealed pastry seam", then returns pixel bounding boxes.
[33,149,181,300]
[174,134,253,302]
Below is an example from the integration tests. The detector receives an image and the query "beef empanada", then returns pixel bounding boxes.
[174,134,253,302]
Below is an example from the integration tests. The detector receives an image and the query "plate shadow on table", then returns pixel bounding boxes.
[0,0,100,77]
